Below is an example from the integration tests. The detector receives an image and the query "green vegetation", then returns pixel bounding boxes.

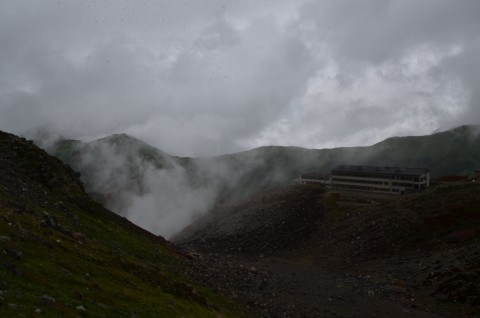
[321,192,350,222]
[0,131,247,317]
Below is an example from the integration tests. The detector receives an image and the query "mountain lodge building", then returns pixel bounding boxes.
[296,165,430,195]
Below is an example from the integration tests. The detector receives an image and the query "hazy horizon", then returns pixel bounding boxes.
[42,123,477,159]
[1,1,480,157]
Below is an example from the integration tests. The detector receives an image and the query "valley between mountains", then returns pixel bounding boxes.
[1,127,479,317]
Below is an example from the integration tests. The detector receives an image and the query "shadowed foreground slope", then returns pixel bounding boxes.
[0,130,247,317]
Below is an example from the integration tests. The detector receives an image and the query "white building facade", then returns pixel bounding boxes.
[330,165,430,194]
[294,172,331,185]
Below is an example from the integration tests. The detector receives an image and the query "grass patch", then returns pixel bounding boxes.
[0,187,248,317]
[322,191,352,222]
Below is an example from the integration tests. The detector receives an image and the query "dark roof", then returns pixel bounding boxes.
[331,165,429,176]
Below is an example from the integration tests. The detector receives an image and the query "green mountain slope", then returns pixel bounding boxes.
[362,125,480,175]
[198,125,480,202]
[0,131,246,317]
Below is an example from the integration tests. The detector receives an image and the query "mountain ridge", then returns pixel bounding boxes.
[46,124,480,238]
[52,124,480,160]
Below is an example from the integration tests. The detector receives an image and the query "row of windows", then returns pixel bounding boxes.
[332,171,421,181]
[331,178,387,186]
[392,182,415,188]
[300,180,328,184]
[301,175,330,180]
[332,184,392,192]
[333,180,419,188]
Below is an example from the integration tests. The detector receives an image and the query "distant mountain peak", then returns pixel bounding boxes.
[97,133,142,144]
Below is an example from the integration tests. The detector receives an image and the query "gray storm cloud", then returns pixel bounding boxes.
[1,0,479,155]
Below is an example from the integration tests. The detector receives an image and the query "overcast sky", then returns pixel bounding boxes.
[1,0,479,156]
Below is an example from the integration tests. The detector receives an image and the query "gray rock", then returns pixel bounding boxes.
[62,268,73,276]
[76,305,87,311]
[42,215,57,228]
[40,294,56,305]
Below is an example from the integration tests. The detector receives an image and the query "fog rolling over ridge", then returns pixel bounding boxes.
[50,133,275,238]
[46,125,480,238]
[50,134,212,238]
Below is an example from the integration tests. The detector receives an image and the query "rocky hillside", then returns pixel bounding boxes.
[0,131,247,317]
[306,183,480,313]
[174,184,326,254]
[175,183,480,317]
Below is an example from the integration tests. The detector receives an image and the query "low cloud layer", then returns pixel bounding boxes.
[1,0,480,156]
[55,135,276,238]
